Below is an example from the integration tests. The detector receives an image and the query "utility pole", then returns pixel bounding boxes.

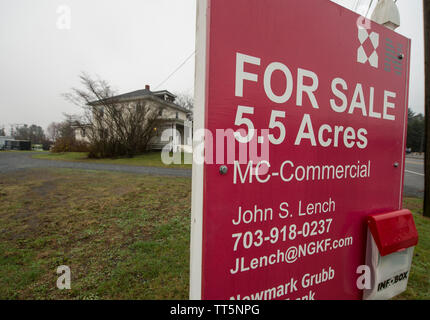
[424,0,430,217]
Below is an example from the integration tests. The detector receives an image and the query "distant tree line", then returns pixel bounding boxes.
[407,108,425,153]
[0,118,85,151]
[13,124,45,143]
[6,124,52,150]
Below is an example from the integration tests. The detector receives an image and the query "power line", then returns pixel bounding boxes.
[155,50,196,90]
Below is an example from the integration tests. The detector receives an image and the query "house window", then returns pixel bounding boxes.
[176,112,179,119]
[159,109,163,116]
[136,103,143,113]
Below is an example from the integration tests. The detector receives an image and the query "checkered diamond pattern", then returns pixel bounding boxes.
[357,28,379,68]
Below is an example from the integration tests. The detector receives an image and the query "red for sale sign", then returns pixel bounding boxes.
[190,0,411,300]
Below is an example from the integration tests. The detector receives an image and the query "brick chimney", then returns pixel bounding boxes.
[145,84,151,91]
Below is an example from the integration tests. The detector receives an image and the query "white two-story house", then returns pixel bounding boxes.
[74,85,192,152]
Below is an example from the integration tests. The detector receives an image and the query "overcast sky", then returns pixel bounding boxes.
[0,0,425,132]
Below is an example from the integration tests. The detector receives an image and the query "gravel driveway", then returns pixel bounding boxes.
[0,152,191,177]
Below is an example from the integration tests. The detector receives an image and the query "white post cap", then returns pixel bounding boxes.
[371,0,401,30]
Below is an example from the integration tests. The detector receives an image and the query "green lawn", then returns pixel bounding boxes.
[0,167,428,299]
[32,152,192,169]
[396,198,430,300]
[0,168,191,299]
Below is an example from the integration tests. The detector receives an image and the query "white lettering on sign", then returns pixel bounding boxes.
[234,52,398,151]
[264,62,294,104]
[235,53,261,97]
[234,160,371,185]
[383,91,396,121]
[296,68,320,109]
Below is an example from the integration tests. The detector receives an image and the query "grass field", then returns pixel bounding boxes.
[32,152,192,169]
[0,168,428,299]
[0,168,191,299]
[396,198,430,300]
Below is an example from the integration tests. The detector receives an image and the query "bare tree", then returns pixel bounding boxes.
[47,119,75,142]
[46,122,61,142]
[175,93,194,122]
[175,93,194,111]
[64,73,159,158]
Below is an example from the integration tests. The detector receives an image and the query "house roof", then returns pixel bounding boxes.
[90,88,190,114]
[107,88,176,101]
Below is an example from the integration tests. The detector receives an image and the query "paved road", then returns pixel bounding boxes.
[404,157,424,198]
[0,152,191,177]
[0,152,425,197]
